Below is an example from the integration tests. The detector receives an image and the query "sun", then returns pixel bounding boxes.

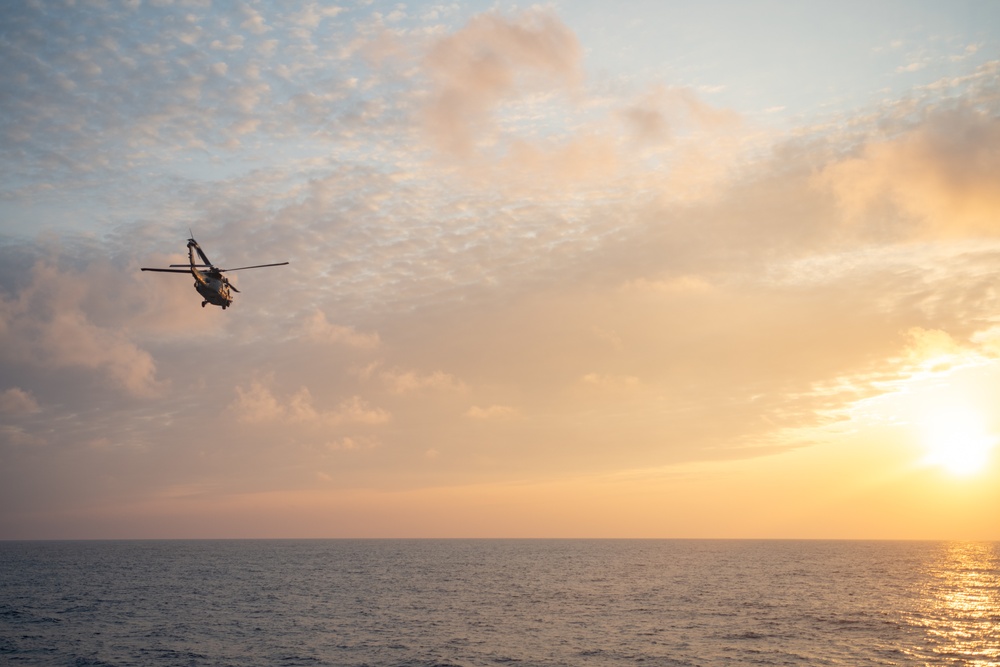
[918,407,996,476]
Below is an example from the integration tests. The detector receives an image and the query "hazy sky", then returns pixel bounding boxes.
[2,0,999,539]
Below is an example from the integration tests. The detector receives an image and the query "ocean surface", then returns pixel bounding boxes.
[1,540,997,666]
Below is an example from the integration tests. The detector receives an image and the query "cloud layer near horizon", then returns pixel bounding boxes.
[2,2,999,538]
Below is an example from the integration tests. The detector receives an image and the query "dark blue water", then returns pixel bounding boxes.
[1,540,997,666]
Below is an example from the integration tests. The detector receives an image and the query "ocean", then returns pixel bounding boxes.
[1,540,997,666]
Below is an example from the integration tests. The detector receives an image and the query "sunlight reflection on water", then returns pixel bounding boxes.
[917,542,1000,666]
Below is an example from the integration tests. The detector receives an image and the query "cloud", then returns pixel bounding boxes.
[592,326,623,352]
[466,405,518,420]
[499,134,620,183]
[378,367,467,394]
[240,4,271,35]
[210,36,245,53]
[816,106,1000,236]
[622,275,715,295]
[901,327,994,376]
[421,9,583,157]
[293,3,345,29]
[302,310,380,348]
[0,261,160,396]
[230,380,390,426]
[324,435,378,452]
[0,387,40,415]
[619,85,741,145]
[950,43,981,63]
[383,369,467,394]
[0,388,40,415]
[580,373,640,390]
[0,425,46,448]
[415,15,743,194]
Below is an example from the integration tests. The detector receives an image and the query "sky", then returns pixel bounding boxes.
[1,0,999,540]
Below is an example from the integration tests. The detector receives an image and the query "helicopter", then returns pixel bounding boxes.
[141,236,288,309]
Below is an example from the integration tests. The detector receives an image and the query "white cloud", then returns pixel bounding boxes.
[210,35,245,52]
[294,3,345,28]
[950,43,981,62]
[240,5,271,35]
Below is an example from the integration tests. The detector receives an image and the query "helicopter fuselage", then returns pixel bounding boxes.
[193,269,232,308]
[187,241,232,309]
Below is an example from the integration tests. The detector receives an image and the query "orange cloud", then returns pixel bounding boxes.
[500,134,619,183]
[422,9,583,157]
[303,310,380,348]
[230,380,390,426]
[418,14,747,198]
[324,435,378,452]
[0,425,46,448]
[0,261,160,396]
[379,367,467,394]
[466,404,518,419]
[900,327,993,377]
[0,387,40,415]
[580,373,640,390]
[817,107,1000,236]
[619,85,741,145]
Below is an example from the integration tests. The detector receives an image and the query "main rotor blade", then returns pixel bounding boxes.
[141,268,192,273]
[170,263,211,268]
[220,262,289,272]
[188,239,213,267]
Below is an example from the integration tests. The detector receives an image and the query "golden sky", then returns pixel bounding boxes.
[1,1,999,539]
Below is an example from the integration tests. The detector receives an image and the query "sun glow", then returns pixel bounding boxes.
[919,407,996,476]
